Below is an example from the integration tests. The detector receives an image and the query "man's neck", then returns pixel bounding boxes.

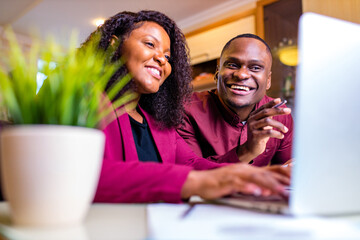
[217,96,256,122]
[234,105,256,122]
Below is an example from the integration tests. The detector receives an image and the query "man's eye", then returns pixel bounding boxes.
[250,65,262,71]
[226,63,238,68]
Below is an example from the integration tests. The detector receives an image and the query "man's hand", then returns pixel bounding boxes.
[282,159,294,168]
[237,98,291,162]
[181,163,290,200]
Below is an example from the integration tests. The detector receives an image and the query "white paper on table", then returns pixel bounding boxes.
[147,203,360,240]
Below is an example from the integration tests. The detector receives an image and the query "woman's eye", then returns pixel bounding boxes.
[165,55,171,61]
[145,42,155,48]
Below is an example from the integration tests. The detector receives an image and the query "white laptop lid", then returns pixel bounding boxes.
[290,13,360,215]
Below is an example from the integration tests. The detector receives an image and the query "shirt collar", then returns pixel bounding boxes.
[210,90,266,128]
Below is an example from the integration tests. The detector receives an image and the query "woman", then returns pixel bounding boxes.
[83,10,290,203]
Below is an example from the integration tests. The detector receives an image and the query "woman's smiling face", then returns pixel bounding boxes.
[121,21,172,94]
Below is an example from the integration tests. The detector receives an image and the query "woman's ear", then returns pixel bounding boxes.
[110,35,119,46]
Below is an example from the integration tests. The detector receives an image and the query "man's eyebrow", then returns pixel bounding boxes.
[223,57,265,65]
[222,57,240,65]
[248,59,265,65]
[223,57,240,62]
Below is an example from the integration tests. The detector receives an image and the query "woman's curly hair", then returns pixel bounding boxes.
[82,10,192,128]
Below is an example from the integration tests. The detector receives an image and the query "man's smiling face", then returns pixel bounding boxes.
[217,37,272,114]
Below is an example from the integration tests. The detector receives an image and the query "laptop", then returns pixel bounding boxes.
[214,12,360,216]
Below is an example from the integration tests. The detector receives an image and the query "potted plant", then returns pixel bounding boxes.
[0,29,132,227]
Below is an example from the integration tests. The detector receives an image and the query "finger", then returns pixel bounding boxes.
[247,171,288,195]
[220,177,256,197]
[261,189,273,197]
[283,159,293,166]
[250,107,291,121]
[251,118,289,133]
[282,159,295,168]
[241,183,263,196]
[203,168,250,199]
[250,98,281,116]
[267,165,292,178]
[270,171,291,186]
[264,166,291,183]
[229,164,288,195]
[251,129,285,140]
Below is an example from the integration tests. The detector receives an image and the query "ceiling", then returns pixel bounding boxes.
[0,0,256,46]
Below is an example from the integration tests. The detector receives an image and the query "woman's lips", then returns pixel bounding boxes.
[146,66,161,80]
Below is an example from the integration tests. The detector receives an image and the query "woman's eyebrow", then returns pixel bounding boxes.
[145,34,171,53]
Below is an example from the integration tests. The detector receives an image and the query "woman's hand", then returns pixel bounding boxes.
[181,163,290,200]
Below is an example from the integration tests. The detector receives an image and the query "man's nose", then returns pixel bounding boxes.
[234,66,250,79]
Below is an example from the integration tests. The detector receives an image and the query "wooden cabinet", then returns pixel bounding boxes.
[256,0,302,109]
[302,0,360,24]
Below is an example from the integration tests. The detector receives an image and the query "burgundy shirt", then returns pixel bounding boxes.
[177,91,293,166]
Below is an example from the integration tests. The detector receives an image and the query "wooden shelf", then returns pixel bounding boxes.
[191,74,216,92]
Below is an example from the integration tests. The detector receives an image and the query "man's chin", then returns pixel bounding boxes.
[226,99,252,108]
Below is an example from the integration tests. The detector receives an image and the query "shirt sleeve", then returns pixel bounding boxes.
[173,131,230,170]
[177,114,240,164]
[94,157,192,203]
[271,114,294,165]
[176,114,204,157]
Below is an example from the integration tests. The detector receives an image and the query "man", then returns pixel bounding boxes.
[177,34,293,166]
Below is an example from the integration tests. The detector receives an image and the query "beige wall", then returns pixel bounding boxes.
[187,15,256,65]
[302,0,360,24]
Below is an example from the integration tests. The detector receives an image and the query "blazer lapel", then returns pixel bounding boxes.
[139,107,175,164]
[117,113,139,162]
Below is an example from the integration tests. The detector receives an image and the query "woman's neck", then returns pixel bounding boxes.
[128,109,143,123]
[126,95,143,123]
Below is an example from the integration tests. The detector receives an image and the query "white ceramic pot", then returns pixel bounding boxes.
[0,125,105,227]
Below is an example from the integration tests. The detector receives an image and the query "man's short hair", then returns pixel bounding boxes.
[220,33,272,57]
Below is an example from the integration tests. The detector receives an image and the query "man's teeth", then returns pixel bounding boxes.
[230,85,250,91]
[147,67,160,77]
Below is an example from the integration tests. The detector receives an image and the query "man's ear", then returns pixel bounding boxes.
[214,66,220,83]
[214,71,219,83]
[266,71,272,90]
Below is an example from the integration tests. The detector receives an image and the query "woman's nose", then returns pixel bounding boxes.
[154,52,167,66]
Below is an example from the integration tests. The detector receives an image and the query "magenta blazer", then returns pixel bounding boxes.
[94,107,224,203]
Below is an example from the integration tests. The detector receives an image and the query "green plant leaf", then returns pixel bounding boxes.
[0,28,132,128]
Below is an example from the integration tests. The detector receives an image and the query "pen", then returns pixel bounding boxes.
[181,203,196,218]
[273,99,287,108]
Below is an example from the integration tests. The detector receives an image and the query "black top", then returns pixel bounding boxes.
[129,115,161,163]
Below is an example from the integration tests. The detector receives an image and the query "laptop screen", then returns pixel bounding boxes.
[290,13,360,215]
